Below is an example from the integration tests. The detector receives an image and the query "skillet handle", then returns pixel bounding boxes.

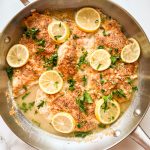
[129,126,150,150]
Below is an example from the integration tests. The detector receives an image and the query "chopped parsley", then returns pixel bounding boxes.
[77,51,88,68]
[54,81,59,89]
[110,55,120,65]
[101,89,105,93]
[100,73,105,85]
[102,94,113,112]
[97,64,101,70]
[112,89,126,98]
[20,102,28,113]
[36,39,46,47]
[59,22,61,27]
[24,28,39,40]
[74,131,92,138]
[6,66,13,81]
[77,121,87,128]
[127,77,133,85]
[22,92,31,100]
[103,30,110,36]
[54,35,62,40]
[23,85,27,91]
[76,91,93,113]
[73,34,79,40]
[28,102,35,110]
[98,123,106,128]
[36,48,45,54]
[43,53,58,70]
[97,45,104,49]
[68,78,76,91]
[20,101,35,113]
[84,91,93,103]
[76,96,86,113]
[32,119,40,127]
[114,48,118,53]
[132,86,138,91]
[55,44,59,49]
[37,100,45,109]
[95,19,99,23]
[82,75,87,86]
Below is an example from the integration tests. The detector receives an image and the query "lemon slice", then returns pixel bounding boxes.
[75,7,101,32]
[90,49,111,71]
[95,99,120,124]
[121,38,140,63]
[6,44,29,68]
[51,112,75,133]
[39,70,63,94]
[48,20,70,43]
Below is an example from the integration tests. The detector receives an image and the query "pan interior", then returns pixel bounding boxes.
[0,0,150,150]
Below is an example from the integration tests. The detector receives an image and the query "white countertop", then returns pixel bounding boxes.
[0,0,150,150]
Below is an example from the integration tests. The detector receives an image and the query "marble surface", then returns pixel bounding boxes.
[0,0,150,150]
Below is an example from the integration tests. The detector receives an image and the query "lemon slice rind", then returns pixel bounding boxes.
[95,99,120,124]
[48,21,70,43]
[75,7,101,32]
[39,70,63,94]
[51,112,75,133]
[6,44,29,68]
[121,38,140,63]
[90,49,111,71]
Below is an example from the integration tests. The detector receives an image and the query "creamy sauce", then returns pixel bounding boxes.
[16,85,130,135]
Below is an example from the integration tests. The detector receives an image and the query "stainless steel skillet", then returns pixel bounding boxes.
[0,0,150,149]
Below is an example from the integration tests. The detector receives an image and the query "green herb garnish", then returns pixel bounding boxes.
[36,48,45,54]
[112,89,126,98]
[76,91,93,113]
[100,73,105,85]
[6,66,13,80]
[22,92,31,100]
[77,51,88,68]
[82,75,87,86]
[54,35,62,40]
[114,48,118,53]
[59,22,61,27]
[73,34,79,40]
[20,101,34,113]
[76,96,86,113]
[103,30,110,36]
[127,77,133,85]
[20,102,28,113]
[32,119,40,127]
[28,102,35,110]
[74,131,92,138]
[102,94,113,112]
[101,89,105,93]
[54,81,59,89]
[97,64,101,70]
[132,86,138,91]
[95,19,99,23]
[84,91,93,103]
[36,39,46,47]
[110,55,120,65]
[37,100,45,109]
[98,123,106,128]
[43,53,58,70]
[55,45,59,49]
[23,85,27,91]
[77,121,86,128]
[25,28,39,40]
[97,45,104,49]
[68,78,76,91]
